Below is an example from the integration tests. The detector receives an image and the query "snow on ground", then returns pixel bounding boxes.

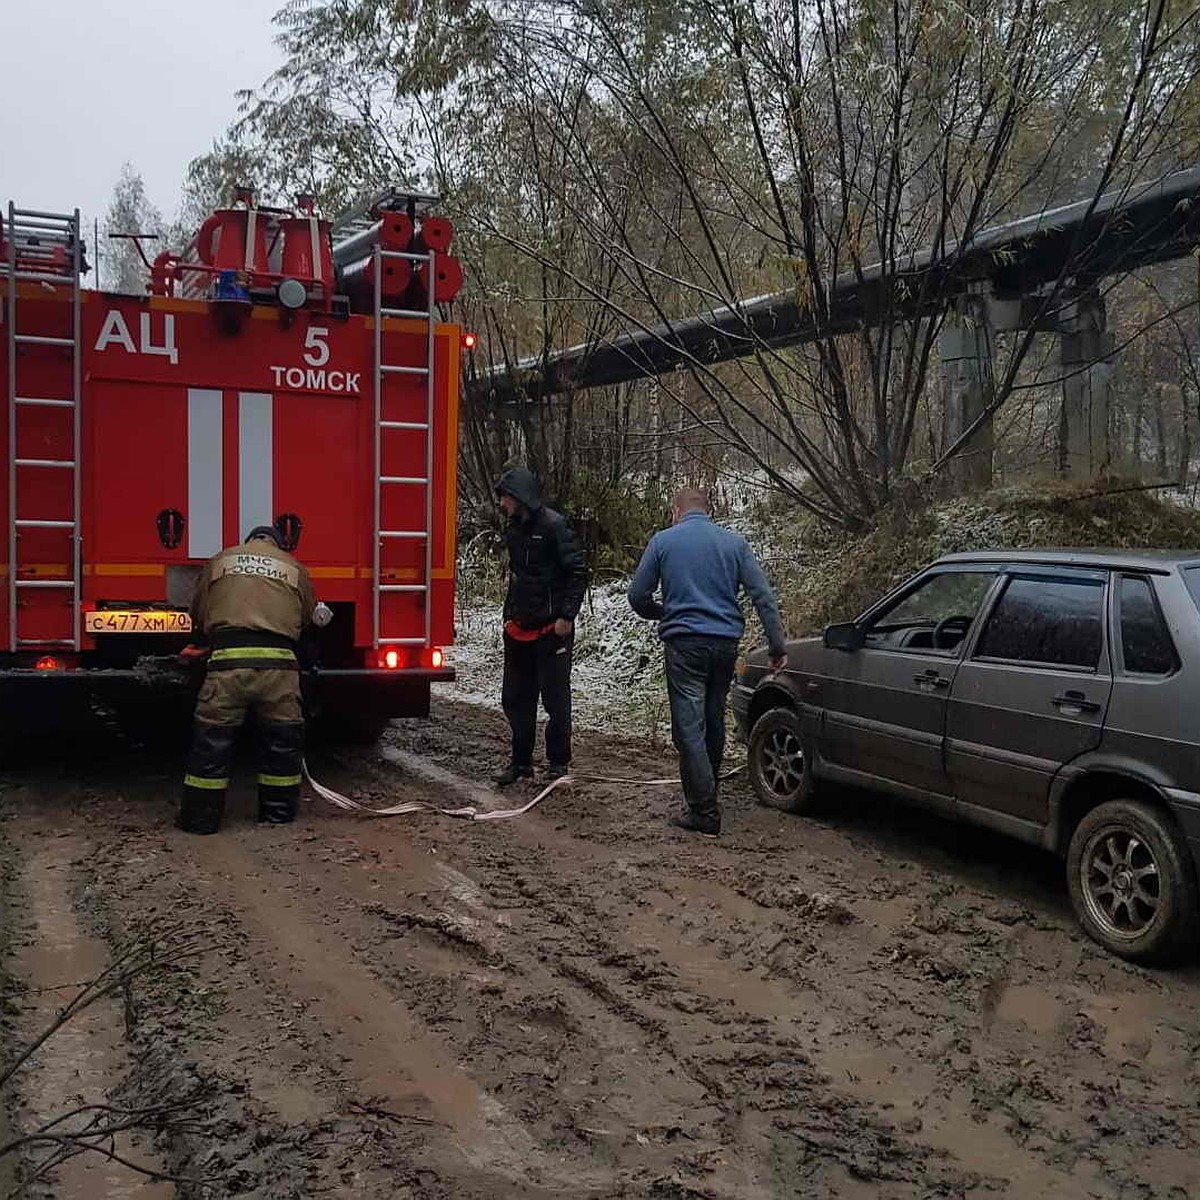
[442,580,673,741]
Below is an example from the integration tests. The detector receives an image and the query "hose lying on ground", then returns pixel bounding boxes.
[302,761,745,822]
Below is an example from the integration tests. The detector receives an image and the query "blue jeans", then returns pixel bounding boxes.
[664,635,740,821]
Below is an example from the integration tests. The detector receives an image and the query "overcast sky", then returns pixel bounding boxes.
[1,0,283,245]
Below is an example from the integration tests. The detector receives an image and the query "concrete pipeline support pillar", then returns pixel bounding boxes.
[1059,291,1114,480]
[940,293,995,490]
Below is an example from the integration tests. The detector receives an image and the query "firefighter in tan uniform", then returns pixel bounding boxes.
[179,526,316,834]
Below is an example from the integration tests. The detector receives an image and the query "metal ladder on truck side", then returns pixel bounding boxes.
[4,204,84,653]
[371,236,437,652]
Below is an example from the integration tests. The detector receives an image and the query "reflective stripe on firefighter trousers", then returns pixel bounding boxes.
[257,773,302,788]
[209,646,297,664]
[184,774,230,790]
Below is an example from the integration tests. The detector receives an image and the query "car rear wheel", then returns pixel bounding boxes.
[748,707,818,814]
[1066,798,1199,965]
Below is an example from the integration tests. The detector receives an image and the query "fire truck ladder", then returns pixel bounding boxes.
[4,204,83,653]
[372,240,437,651]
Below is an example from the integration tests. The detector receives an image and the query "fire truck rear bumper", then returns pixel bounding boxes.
[315,668,456,682]
[0,666,183,688]
[0,666,194,731]
[0,664,457,726]
[0,665,455,686]
[311,667,455,721]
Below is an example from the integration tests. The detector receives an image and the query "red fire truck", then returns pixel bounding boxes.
[0,189,461,741]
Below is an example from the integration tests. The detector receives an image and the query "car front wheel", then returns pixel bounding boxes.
[748,707,818,814]
[1066,798,1199,965]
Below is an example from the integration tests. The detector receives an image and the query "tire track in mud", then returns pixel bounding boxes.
[178,827,600,1189]
[5,704,1200,1198]
[0,824,21,1200]
[2,814,171,1199]
[236,814,772,1197]
[3,751,919,1197]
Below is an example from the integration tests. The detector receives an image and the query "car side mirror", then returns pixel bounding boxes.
[823,621,864,652]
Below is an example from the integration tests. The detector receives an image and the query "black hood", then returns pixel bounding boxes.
[496,467,542,512]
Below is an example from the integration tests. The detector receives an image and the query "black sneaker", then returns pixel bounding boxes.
[494,764,533,788]
[545,764,570,781]
[670,812,720,837]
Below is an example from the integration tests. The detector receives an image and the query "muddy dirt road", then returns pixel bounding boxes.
[3,697,1200,1198]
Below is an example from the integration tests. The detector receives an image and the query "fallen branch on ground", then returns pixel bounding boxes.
[1065,479,1183,501]
[1,924,219,1194]
[348,1099,443,1127]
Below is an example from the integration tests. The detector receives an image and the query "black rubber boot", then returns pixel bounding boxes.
[494,763,533,788]
[178,789,225,835]
[545,764,570,781]
[257,788,298,825]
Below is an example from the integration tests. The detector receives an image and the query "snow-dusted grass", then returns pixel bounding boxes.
[443,580,673,741]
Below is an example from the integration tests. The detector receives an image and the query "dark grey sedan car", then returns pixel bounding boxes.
[732,550,1200,964]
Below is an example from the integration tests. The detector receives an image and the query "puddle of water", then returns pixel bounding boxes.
[995,984,1186,1073]
[993,983,1063,1034]
[831,1042,1102,1197]
[1080,991,1181,1067]
[853,896,915,930]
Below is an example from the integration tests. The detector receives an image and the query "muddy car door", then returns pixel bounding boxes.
[946,568,1113,835]
[816,568,1000,808]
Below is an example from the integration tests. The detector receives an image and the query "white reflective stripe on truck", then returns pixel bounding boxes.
[187,388,223,558]
[238,391,273,537]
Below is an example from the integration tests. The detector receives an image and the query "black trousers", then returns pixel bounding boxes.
[180,667,304,834]
[501,630,573,768]
[664,635,740,822]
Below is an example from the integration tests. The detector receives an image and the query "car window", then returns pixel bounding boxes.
[975,575,1104,669]
[863,571,995,652]
[1119,576,1177,675]
[1185,566,1200,616]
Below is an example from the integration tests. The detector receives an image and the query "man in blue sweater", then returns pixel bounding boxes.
[628,488,787,835]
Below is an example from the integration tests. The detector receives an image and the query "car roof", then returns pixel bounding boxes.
[935,548,1200,573]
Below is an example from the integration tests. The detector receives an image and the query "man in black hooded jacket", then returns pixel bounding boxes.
[494,466,589,786]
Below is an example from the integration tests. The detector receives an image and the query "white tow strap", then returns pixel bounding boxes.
[301,760,744,822]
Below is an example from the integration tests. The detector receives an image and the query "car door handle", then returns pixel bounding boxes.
[1052,690,1102,714]
[913,671,950,689]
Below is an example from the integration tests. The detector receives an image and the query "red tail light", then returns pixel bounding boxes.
[461,330,477,350]
[377,647,445,670]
